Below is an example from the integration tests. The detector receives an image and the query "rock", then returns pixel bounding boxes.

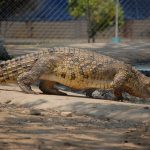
[61,112,72,117]
[0,40,11,61]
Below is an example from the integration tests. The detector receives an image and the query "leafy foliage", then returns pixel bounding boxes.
[68,0,124,42]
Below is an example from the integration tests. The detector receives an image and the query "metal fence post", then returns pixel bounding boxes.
[112,0,121,43]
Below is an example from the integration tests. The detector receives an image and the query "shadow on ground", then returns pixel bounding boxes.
[0,103,149,150]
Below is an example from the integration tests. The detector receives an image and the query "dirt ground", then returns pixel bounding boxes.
[0,103,150,150]
[0,84,150,150]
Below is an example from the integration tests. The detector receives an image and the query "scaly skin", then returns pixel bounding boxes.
[0,47,150,100]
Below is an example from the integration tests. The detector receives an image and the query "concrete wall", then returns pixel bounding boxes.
[123,20,150,38]
[0,20,149,39]
[0,20,88,39]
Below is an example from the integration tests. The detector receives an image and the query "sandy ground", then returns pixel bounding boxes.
[0,84,150,150]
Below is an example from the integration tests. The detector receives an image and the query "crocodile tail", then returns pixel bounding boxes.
[0,53,39,83]
[0,60,19,83]
[0,49,50,83]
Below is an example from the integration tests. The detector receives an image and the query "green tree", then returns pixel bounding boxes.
[68,0,124,42]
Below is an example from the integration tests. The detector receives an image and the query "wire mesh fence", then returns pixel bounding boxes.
[0,0,149,45]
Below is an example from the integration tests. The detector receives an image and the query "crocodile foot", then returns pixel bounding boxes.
[17,72,37,94]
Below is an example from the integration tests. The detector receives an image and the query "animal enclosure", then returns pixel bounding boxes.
[0,0,149,45]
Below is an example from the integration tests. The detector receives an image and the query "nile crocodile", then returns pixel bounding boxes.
[0,47,150,100]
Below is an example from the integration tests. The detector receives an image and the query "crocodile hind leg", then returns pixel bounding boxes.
[39,80,67,95]
[112,70,129,101]
[17,56,54,94]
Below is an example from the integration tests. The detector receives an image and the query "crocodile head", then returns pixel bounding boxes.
[126,75,150,99]
[135,79,150,98]
[130,70,150,99]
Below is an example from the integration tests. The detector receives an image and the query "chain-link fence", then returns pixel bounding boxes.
[0,0,149,45]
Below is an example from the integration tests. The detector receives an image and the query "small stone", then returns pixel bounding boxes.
[21,110,29,114]
[29,109,42,116]
[61,112,72,117]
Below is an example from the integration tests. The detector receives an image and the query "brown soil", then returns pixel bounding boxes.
[0,103,149,150]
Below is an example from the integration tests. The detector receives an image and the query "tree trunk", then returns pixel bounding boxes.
[92,36,95,43]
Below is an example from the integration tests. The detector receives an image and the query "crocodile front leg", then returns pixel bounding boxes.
[17,71,38,94]
[39,80,67,95]
[17,56,53,94]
